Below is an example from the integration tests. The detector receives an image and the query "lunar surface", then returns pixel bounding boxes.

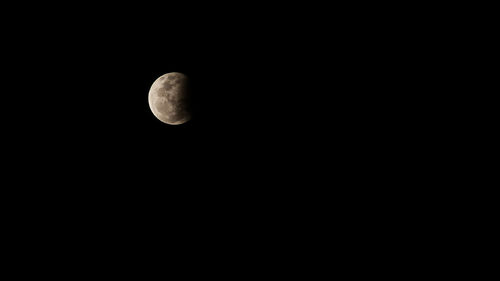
[148,72,191,125]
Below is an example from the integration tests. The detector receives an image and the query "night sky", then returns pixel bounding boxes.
[4,5,416,193]
[2,4,430,268]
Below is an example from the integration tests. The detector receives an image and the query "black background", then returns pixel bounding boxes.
[6,7,346,175]
[2,3,437,269]
[2,4,429,195]
[2,4,428,209]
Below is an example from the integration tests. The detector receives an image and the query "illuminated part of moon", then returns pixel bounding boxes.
[148,72,191,125]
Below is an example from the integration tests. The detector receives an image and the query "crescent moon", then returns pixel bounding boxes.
[148,72,191,125]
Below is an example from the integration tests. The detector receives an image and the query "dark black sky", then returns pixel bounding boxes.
[2,2,430,234]
[0,4,444,273]
[4,4,421,186]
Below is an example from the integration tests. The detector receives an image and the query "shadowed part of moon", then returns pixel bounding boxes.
[148,72,191,125]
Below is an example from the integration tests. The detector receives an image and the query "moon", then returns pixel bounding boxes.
[148,72,191,125]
